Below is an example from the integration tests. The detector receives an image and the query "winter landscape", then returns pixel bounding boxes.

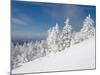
[11,1,96,74]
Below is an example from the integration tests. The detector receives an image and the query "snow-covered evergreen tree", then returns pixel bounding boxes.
[21,42,29,62]
[47,23,60,53]
[26,42,35,62]
[11,43,22,69]
[81,14,95,40]
[72,14,95,44]
[40,40,48,56]
[60,18,72,49]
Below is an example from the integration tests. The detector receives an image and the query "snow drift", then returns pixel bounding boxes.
[12,37,95,74]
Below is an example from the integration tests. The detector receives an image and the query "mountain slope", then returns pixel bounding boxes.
[12,37,95,74]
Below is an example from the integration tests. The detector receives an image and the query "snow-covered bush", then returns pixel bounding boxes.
[71,32,83,44]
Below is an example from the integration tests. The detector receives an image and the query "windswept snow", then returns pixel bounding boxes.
[12,37,95,74]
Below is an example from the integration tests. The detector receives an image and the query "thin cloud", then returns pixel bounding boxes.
[12,30,47,39]
[12,17,28,25]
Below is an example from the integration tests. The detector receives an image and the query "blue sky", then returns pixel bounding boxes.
[11,1,96,40]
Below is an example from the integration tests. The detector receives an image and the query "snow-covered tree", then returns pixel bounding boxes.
[47,19,73,52]
[72,14,95,44]
[26,42,35,62]
[11,43,22,69]
[39,40,48,56]
[60,18,72,49]
[47,23,60,53]
[21,42,29,62]
[81,14,95,40]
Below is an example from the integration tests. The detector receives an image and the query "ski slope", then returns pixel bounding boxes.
[12,37,95,74]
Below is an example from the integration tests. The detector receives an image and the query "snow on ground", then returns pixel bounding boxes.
[12,37,95,74]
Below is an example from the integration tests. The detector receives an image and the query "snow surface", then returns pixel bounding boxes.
[12,37,95,74]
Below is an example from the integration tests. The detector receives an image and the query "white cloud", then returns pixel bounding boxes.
[12,17,28,25]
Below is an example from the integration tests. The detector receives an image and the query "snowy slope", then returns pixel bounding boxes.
[12,37,95,74]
